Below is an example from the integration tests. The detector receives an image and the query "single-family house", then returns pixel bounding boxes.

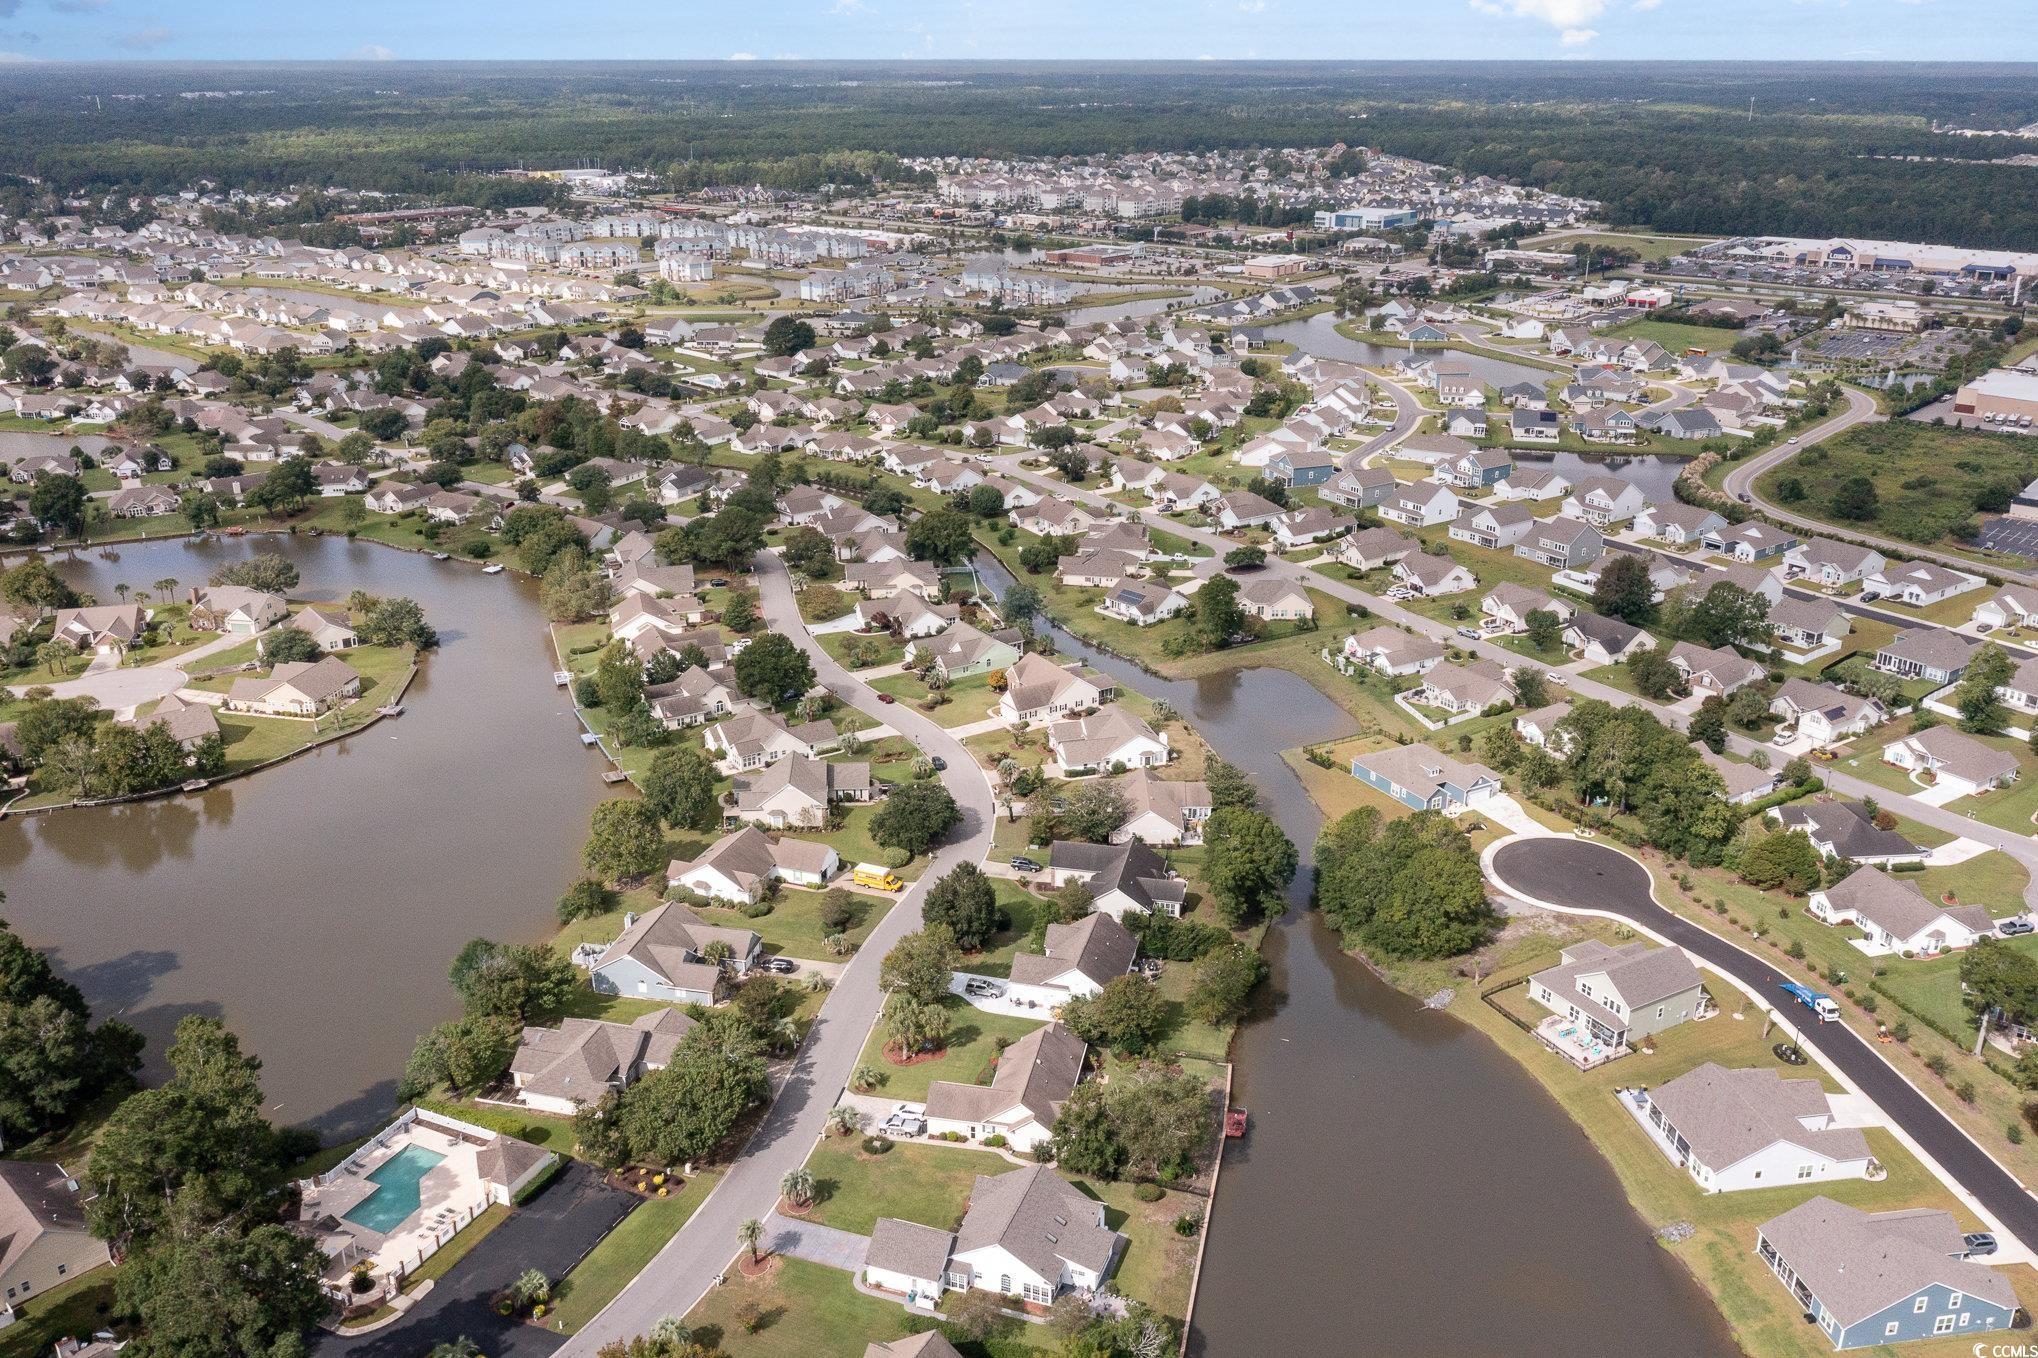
[1393,552,1479,598]
[1270,507,1353,549]
[587,902,762,1005]
[1211,490,1286,532]
[924,1024,1087,1152]
[0,1164,110,1313]
[1528,939,1706,1057]
[1702,521,1798,564]
[1864,562,1980,608]
[866,1164,1123,1309]
[1409,661,1514,715]
[1048,704,1170,773]
[1972,585,2038,633]
[1561,477,1648,527]
[1378,483,1460,529]
[1043,840,1186,919]
[1785,540,1884,589]
[1668,640,1766,696]
[507,1010,695,1116]
[906,622,1024,680]
[1563,612,1653,666]
[1755,1197,2015,1350]
[1634,503,1727,548]
[1874,629,1980,685]
[1450,502,1535,551]
[1809,865,1995,957]
[1493,468,1569,503]
[1107,770,1212,845]
[1008,914,1138,1000]
[1771,679,1886,747]
[222,656,362,716]
[1001,653,1115,725]
[1097,580,1189,628]
[1772,801,1924,867]
[727,756,875,830]
[702,710,839,772]
[1768,597,1851,653]
[1514,516,1604,571]
[1348,743,1502,812]
[1336,526,1417,572]
[1881,726,2020,800]
[1237,579,1314,622]
[1635,1064,1874,1194]
[667,825,841,905]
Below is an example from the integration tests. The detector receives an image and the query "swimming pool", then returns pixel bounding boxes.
[342,1144,446,1234]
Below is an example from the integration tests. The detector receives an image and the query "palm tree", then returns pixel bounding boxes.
[36,641,71,677]
[737,1217,764,1265]
[113,583,128,603]
[779,1167,815,1209]
[648,1318,693,1350]
[826,1104,864,1137]
[428,1339,480,1358]
[154,576,178,601]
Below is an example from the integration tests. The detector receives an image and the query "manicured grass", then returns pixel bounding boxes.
[549,1169,725,1333]
[853,996,1045,1102]
[0,1270,120,1358]
[955,881,1056,978]
[816,629,903,670]
[1451,928,2020,1358]
[696,887,894,961]
[867,671,1001,729]
[683,1257,1052,1358]
[1604,316,1746,355]
[420,1097,579,1153]
[803,1137,985,1236]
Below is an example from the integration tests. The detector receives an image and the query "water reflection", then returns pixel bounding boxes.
[0,535,610,1137]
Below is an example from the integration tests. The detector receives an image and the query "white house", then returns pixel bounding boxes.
[1809,866,1995,957]
[1634,1063,1875,1194]
[666,826,841,905]
[1881,725,2019,800]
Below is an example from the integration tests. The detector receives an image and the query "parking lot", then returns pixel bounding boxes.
[1978,517,2038,559]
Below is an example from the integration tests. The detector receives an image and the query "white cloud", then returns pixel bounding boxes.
[1470,0,1608,25]
[352,43,396,60]
[112,23,171,50]
[727,51,757,60]
[829,0,866,14]
[0,48,35,60]
[1560,26,1598,42]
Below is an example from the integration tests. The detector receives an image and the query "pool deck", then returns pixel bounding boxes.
[1535,1013,1629,1070]
[303,1123,497,1285]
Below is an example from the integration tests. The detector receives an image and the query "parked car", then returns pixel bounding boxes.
[1771,731,1795,747]
[1965,1233,1999,1257]
[877,691,896,704]
[964,978,1005,999]
[1010,856,1043,873]
[758,956,799,975]
[929,756,947,771]
[881,1104,927,1137]
[2001,919,2035,938]
[1546,670,1569,687]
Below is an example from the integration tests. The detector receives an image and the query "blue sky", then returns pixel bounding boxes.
[0,0,2028,63]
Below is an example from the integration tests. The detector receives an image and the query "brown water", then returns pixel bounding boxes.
[0,536,609,1137]
[969,553,1736,1357]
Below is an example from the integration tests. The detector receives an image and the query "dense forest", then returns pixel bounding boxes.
[2,61,2036,248]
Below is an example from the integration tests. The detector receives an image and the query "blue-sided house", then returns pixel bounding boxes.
[1268,446,1337,487]
[1349,744,1502,813]
[1756,1197,2017,1350]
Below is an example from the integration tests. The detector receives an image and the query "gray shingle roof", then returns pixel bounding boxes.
[1760,1197,2013,1328]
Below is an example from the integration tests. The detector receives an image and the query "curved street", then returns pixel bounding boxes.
[1712,385,2018,587]
[1489,836,2038,1249]
[555,550,999,1354]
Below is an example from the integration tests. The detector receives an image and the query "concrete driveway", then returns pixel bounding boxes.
[760,1211,869,1273]
[10,663,186,716]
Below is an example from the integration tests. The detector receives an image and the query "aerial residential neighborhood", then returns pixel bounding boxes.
[0,22,2037,1358]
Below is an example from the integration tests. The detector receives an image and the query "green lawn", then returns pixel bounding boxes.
[817,629,904,670]
[549,1169,725,1333]
[683,1257,1052,1358]
[853,995,1045,1101]
[695,887,894,960]
[0,1270,120,1358]
[956,882,1056,978]
[420,1097,579,1153]
[1604,316,1744,356]
[803,1137,984,1236]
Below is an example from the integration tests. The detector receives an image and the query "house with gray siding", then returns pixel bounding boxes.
[1756,1197,2015,1349]
[1348,744,1501,812]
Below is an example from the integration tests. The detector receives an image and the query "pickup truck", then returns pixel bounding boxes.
[1781,981,1841,1023]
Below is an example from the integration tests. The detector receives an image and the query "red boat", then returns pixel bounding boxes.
[1225,1107,1248,1138]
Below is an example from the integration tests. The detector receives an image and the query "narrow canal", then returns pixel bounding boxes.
[0,535,609,1137]
[971,553,1735,1357]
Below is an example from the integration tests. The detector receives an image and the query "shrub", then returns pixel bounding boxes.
[2010,1123,2025,1145]
[1957,1080,1978,1104]
[1133,1181,1165,1203]
[982,1133,1008,1148]
[738,900,774,919]
[862,1134,893,1154]
[881,846,912,869]
[1173,1211,1202,1238]
[1892,1021,1911,1043]
[1926,1053,1951,1078]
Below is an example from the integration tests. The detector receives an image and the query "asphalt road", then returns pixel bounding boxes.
[1489,836,2038,1250]
[1712,385,2030,589]
[312,1161,636,1358]
[553,551,998,1354]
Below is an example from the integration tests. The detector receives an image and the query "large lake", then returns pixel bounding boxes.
[0,535,609,1136]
